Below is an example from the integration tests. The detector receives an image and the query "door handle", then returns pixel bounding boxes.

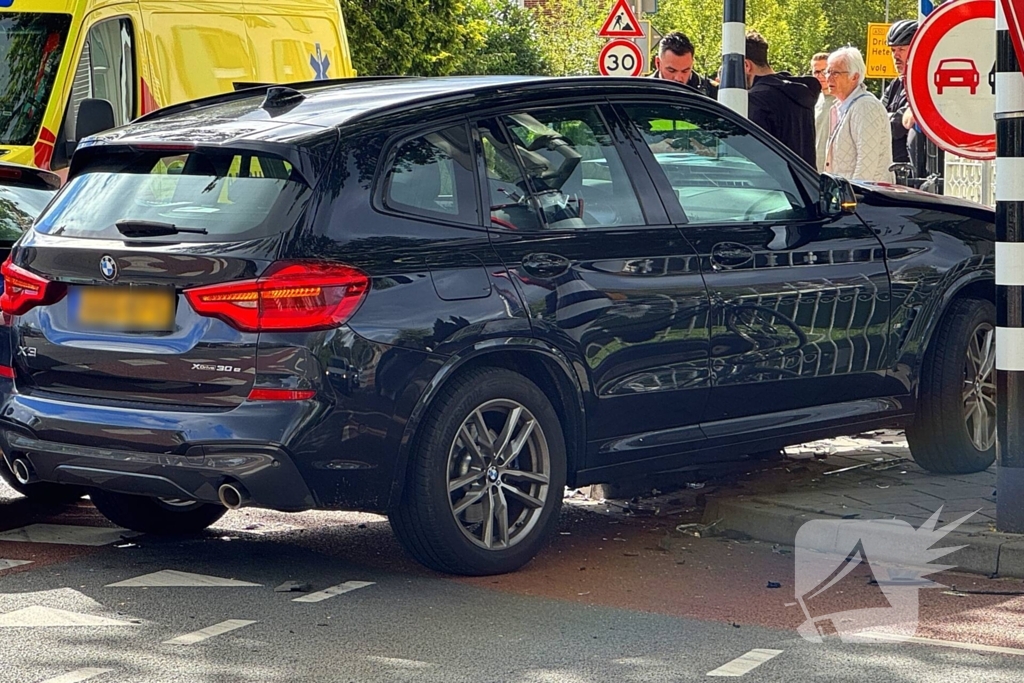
[710,242,755,270]
[521,253,571,279]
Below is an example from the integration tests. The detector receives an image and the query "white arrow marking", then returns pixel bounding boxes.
[292,581,375,603]
[0,606,136,628]
[707,649,783,677]
[163,619,256,645]
[38,669,112,683]
[106,570,261,588]
[0,524,138,547]
[0,559,32,570]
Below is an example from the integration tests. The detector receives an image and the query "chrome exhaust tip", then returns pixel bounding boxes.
[11,458,33,485]
[218,482,249,510]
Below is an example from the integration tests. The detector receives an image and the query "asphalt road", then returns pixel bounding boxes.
[2,482,1024,683]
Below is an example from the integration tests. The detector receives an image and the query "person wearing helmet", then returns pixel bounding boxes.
[882,20,918,168]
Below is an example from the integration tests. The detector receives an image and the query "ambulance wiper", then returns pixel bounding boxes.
[116,220,209,237]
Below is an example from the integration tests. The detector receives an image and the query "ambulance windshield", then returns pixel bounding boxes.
[0,13,71,146]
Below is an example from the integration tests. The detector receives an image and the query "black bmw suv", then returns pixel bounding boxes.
[0,77,995,575]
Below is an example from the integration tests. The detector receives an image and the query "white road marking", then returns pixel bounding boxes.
[0,559,32,570]
[365,656,436,669]
[856,631,1024,656]
[37,668,112,683]
[292,581,375,603]
[707,649,783,677]
[163,619,256,645]
[0,606,136,628]
[106,570,261,588]
[0,524,138,547]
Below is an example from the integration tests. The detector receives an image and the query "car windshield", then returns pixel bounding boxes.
[0,182,53,241]
[34,149,310,242]
[0,13,72,146]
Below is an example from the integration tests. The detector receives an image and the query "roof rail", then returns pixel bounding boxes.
[134,76,415,124]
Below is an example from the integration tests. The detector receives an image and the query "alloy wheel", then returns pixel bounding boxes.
[963,322,996,451]
[447,399,551,550]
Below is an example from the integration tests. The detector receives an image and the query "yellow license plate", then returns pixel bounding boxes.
[72,287,175,332]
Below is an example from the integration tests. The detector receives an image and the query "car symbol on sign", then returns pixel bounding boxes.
[934,58,980,95]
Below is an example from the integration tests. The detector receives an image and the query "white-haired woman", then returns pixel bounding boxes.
[824,47,893,183]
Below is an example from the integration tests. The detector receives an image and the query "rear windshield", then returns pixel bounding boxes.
[0,13,72,146]
[34,150,310,242]
[0,183,54,242]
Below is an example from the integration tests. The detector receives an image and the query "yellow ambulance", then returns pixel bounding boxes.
[0,0,355,171]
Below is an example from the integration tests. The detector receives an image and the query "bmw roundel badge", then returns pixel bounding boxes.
[99,255,118,281]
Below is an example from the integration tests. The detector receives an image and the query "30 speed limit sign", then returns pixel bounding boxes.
[599,39,644,77]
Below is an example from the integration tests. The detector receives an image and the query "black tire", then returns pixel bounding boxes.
[89,490,227,535]
[390,367,567,576]
[0,463,84,505]
[907,297,996,474]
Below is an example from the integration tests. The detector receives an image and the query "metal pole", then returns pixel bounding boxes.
[719,0,747,116]
[995,0,1024,533]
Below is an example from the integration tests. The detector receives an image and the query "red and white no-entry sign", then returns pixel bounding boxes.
[1002,0,1024,73]
[598,39,644,77]
[907,0,996,160]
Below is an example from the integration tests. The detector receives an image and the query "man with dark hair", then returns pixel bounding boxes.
[744,31,821,167]
[650,31,718,98]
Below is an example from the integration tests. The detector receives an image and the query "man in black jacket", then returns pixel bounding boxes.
[650,32,718,99]
[881,20,922,175]
[744,31,821,167]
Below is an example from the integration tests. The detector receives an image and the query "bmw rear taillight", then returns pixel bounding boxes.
[184,262,370,332]
[0,257,67,316]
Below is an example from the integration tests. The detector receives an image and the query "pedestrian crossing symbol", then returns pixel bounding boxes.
[599,0,645,38]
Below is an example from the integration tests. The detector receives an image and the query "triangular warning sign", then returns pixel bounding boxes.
[599,0,644,38]
[1002,0,1024,75]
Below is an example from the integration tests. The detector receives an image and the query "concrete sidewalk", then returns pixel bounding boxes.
[700,430,1024,579]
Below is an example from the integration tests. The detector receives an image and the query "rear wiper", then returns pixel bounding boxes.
[115,220,208,237]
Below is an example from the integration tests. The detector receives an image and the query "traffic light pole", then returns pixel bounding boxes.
[719,0,747,116]
[996,0,1024,533]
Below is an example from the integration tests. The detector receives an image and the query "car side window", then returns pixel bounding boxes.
[383,125,478,225]
[475,106,645,231]
[621,103,812,225]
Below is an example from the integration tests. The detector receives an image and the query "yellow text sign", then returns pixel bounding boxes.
[866,23,899,78]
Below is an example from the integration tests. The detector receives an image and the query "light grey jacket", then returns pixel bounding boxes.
[824,86,894,183]
[814,92,836,172]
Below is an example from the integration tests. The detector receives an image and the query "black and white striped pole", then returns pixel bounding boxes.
[995,0,1024,533]
[719,0,747,116]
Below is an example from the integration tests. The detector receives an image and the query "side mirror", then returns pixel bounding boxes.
[820,173,857,217]
[75,98,116,142]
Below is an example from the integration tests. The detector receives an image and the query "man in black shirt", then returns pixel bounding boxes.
[744,31,821,167]
[881,20,919,171]
[650,31,719,99]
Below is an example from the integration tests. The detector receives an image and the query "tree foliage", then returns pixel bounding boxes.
[338,0,487,76]
[532,0,609,75]
[458,0,550,75]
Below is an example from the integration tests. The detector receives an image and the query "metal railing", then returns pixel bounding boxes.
[944,155,996,207]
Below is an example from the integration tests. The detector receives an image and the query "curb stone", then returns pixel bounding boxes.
[704,497,1024,579]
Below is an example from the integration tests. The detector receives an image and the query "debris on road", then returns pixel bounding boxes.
[675,519,722,538]
[767,581,781,589]
[275,581,312,593]
[824,457,907,476]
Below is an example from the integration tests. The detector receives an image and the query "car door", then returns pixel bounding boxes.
[616,100,891,429]
[470,102,712,469]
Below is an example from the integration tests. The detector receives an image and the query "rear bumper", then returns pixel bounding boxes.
[0,392,317,511]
